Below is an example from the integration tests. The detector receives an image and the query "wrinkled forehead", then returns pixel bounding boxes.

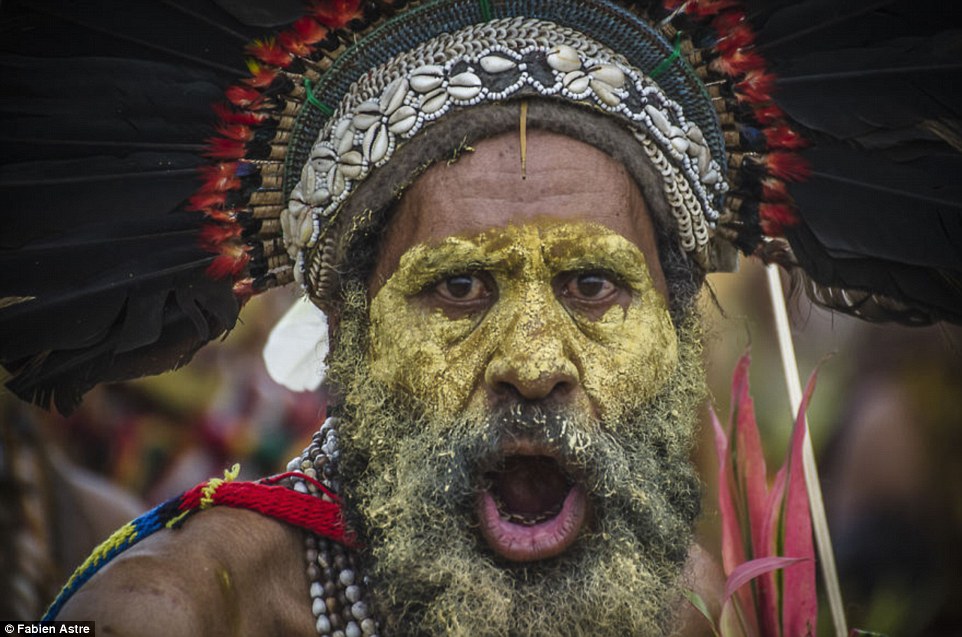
[371,130,667,297]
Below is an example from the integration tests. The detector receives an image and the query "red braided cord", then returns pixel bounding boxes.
[262,471,341,502]
[180,479,357,547]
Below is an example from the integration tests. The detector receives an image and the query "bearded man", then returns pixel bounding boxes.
[51,122,714,636]
[3,0,960,636]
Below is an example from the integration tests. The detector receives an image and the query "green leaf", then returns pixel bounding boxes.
[684,589,722,637]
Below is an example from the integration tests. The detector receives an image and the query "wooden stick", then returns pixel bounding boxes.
[765,264,848,637]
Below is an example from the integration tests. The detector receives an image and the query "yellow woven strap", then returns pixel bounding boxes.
[200,463,241,509]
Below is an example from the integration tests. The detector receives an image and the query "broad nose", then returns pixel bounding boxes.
[484,304,580,402]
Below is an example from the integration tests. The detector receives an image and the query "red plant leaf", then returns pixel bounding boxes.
[711,406,744,574]
[730,353,769,562]
[713,407,761,636]
[779,371,819,637]
[724,556,809,604]
[728,352,782,635]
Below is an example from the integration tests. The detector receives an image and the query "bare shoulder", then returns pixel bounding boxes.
[57,507,316,637]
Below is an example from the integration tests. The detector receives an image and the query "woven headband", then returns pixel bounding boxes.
[198,0,807,308]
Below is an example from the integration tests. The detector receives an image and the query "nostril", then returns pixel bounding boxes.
[490,369,577,402]
[485,346,581,403]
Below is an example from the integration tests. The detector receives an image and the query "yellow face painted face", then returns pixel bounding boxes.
[367,221,679,421]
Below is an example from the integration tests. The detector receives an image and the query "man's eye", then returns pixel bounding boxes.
[434,274,490,302]
[561,272,618,302]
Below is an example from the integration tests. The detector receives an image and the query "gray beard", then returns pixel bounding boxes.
[327,289,706,636]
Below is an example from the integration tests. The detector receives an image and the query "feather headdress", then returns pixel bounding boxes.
[1,0,960,412]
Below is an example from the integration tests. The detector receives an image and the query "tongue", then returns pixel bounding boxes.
[494,456,569,515]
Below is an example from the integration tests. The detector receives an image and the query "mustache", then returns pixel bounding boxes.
[435,401,656,505]
[424,400,697,557]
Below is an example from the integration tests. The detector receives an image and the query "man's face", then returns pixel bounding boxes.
[330,130,705,635]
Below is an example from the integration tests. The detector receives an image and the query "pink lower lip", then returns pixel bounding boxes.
[477,484,588,562]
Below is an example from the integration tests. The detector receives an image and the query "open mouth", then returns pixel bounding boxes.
[476,443,588,562]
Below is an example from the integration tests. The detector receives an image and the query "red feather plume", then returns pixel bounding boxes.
[761,177,790,202]
[736,69,777,104]
[215,124,253,142]
[197,163,241,194]
[225,85,264,109]
[279,31,312,57]
[204,137,247,159]
[717,23,755,54]
[751,103,785,125]
[211,103,267,126]
[712,48,766,76]
[244,60,279,88]
[293,16,330,44]
[759,202,799,235]
[188,191,227,212]
[246,37,293,68]
[207,250,250,280]
[763,152,811,182]
[232,278,256,304]
[311,0,363,29]
[765,124,809,150]
[199,223,243,249]
[687,0,740,18]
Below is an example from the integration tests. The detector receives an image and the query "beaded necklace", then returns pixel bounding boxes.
[286,418,382,637]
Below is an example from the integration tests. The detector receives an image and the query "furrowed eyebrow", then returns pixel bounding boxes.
[390,238,509,296]
[542,233,653,288]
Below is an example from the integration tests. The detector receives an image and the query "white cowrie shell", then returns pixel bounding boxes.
[379,77,409,115]
[338,150,363,179]
[387,105,418,135]
[591,79,621,107]
[307,187,330,206]
[362,123,390,164]
[309,151,334,174]
[287,199,308,218]
[546,45,581,73]
[335,123,356,155]
[697,146,711,173]
[300,164,318,204]
[311,157,334,175]
[409,65,445,93]
[668,125,686,139]
[686,140,702,157]
[562,70,590,94]
[645,104,672,136]
[420,87,448,114]
[703,169,720,185]
[300,162,316,190]
[352,100,382,131]
[310,144,336,162]
[292,259,304,285]
[588,64,625,88]
[280,208,293,242]
[447,72,482,100]
[671,137,690,154]
[297,211,314,246]
[480,55,516,73]
[688,125,705,143]
[328,164,345,196]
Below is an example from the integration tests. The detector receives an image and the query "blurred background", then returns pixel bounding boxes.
[2,256,960,634]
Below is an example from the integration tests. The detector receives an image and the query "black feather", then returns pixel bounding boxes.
[0,0,282,411]
[741,0,962,323]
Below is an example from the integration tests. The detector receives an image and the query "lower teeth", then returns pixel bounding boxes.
[493,495,563,526]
